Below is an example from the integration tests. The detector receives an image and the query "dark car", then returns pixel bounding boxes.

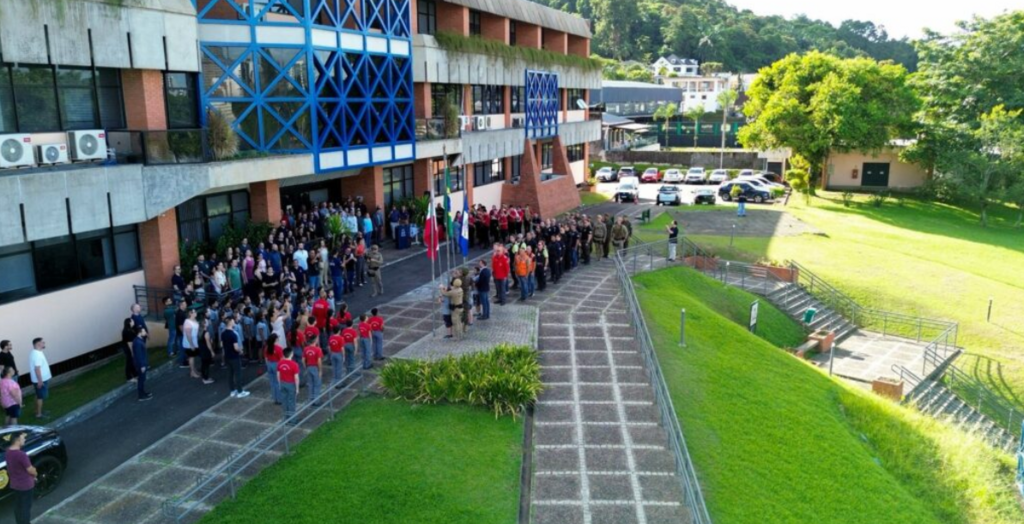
[0,426,68,499]
[719,181,772,203]
[758,172,789,187]
[693,187,717,205]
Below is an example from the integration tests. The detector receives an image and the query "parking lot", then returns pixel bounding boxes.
[595,179,735,206]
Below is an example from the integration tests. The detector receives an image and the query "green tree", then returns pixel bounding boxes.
[700,61,724,76]
[653,102,678,144]
[716,88,738,167]
[592,0,640,60]
[739,51,919,187]
[684,105,706,147]
[785,168,811,205]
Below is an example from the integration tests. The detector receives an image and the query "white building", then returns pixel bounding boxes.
[650,55,699,77]
[664,76,730,112]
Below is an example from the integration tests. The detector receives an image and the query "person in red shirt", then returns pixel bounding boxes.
[264,333,284,405]
[491,244,510,305]
[336,302,352,326]
[327,325,347,387]
[358,314,373,370]
[312,290,331,347]
[368,308,386,361]
[341,320,358,375]
[302,340,323,406]
[277,347,300,424]
[498,209,509,243]
[304,320,320,349]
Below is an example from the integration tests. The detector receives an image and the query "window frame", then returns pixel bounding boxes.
[176,190,251,245]
[473,158,504,187]
[472,84,504,115]
[433,159,464,193]
[417,0,437,36]
[469,10,482,36]
[164,72,200,129]
[509,20,517,46]
[383,164,415,208]
[2,63,125,133]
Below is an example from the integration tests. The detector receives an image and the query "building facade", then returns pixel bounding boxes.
[0,0,599,376]
[650,55,698,77]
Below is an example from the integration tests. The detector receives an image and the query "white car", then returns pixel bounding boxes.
[614,177,640,203]
[737,169,756,178]
[662,169,684,183]
[657,185,682,206]
[684,167,706,184]
[708,169,729,184]
[595,166,615,182]
[737,175,784,189]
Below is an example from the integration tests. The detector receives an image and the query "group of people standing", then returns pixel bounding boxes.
[436,211,635,339]
[0,338,51,425]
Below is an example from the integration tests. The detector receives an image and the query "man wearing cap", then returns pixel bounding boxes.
[368,308,386,361]
[367,245,385,297]
[593,215,608,260]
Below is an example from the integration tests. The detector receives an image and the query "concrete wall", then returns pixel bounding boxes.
[473,180,504,210]
[570,160,586,185]
[0,271,145,378]
[412,35,601,90]
[605,150,760,169]
[0,0,199,71]
[827,150,928,190]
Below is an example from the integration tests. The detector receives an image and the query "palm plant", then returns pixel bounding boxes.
[717,88,738,167]
[684,105,706,148]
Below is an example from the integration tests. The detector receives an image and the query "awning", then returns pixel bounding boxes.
[602,113,634,126]
[617,123,652,132]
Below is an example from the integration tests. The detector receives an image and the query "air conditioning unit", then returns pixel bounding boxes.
[475,116,488,130]
[0,134,34,169]
[36,143,69,165]
[458,115,471,131]
[511,116,525,129]
[67,130,107,161]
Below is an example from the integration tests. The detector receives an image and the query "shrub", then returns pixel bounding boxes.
[770,186,786,199]
[896,194,907,207]
[785,168,811,204]
[379,343,542,418]
[726,169,740,179]
[870,191,889,208]
[841,191,854,207]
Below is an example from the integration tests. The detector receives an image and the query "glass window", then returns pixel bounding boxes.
[165,72,199,129]
[433,159,464,193]
[11,65,59,132]
[57,68,98,130]
[510,86,525,114]
[0,67,16,133]
[469,10,481,36]
[474,158,503,186]
[176,190,250,245]
[417,0,436,35]
[509,21,517,46]
[511,155,522,183]
[113,227,140,273]
[383,164,414,207]
[472,85,503,115]
[567,143,585,163]
[33,235,78,292]
[0,244,35,301]
[431,84,463,116]
[75,229,115,280]
[541,142,553,171]
[97,68,125,130]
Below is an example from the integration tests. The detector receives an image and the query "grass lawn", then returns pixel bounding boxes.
[649,193,1024,409]
[201,396,523,524]
[21,347,169,426]
[634,267,1020,524]
[579,191,610,206]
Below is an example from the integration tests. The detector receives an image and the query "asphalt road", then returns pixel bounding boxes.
[0,244,488,520]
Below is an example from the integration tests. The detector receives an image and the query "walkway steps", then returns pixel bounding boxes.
[909,380,1018,453]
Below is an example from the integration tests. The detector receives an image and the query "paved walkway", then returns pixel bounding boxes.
[530,260,690,524]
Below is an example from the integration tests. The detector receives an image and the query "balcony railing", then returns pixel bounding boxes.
[107,129,211,166]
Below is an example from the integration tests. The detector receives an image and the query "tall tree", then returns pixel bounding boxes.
[684,105,706,148]
[716,88,738,167]
[653,102,679,144]
[591,0,640,60]
[739,51,919,187]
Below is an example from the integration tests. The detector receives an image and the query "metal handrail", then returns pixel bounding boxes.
[162,366,364,521]
[613,240,713,524]
[943,362,1024,434]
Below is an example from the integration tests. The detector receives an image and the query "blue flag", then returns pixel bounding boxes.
[460,195,470,257]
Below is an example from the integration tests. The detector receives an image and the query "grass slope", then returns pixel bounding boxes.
[646,193,1024,411]
[201,397,523,524]
[634,267,1020,524]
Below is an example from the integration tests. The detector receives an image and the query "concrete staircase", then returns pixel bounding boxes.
[766,283,858,342]
[910,379,1019,453]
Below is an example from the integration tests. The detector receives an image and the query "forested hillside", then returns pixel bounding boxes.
[533,0,918,72]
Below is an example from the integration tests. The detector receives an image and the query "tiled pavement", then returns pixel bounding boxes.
[37,300,440,524]
[530,259,690,524]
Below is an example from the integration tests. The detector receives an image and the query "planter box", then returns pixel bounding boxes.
[872,377,904,401]
[684,256,719,271]
[755,264,799,283]
[807,330,836,353]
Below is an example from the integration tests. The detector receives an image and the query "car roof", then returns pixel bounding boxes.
[659,185,679,190]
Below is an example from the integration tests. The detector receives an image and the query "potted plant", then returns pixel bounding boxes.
[753,258,799,282]
[582,176,599,193]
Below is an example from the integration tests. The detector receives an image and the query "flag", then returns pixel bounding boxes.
[444,165,454,239]
[425,185,438,260]
[460,195,470,257]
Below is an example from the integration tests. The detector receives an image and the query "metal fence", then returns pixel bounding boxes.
[162,366,365,522]
[612,241,713,524]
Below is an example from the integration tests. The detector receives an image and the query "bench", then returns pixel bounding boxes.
[793,339,820,359]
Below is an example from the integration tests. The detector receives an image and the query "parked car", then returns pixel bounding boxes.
[756,171,789,186]
[707,169,729,184]
[0,426,68,500]
[656,185,682,206]
[719,181,772,203]
[737,169,756,178]
[662,169,684,183]
[693,187,717,205]
[617,166,636,180]
[737,174,785,190]
[614,177,640,203]
[595,166,616,182]
[640,167,661,183]
[684,167,706,184]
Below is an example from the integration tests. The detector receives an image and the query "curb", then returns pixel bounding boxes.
[517,405,536,524]
[51,359,177,431]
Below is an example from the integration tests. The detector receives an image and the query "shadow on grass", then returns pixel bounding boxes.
[955,352,1024,412]
[814,194,1024,255]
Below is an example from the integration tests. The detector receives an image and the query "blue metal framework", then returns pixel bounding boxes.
[525,70,559,140]
[193,0,415,174]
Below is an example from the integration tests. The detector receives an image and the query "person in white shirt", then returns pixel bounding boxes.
[28,338,52,420]
[293,244,309,272]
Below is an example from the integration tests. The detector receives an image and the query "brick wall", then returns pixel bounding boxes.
[542,29,567,54]
[414,82,432,119]
[481,12,508,43]
[341,166,384,211]
[568,34,590,58]
[517,22,542,49]
[437,2,468,35]
[250,180,282,224]
[139,209,180,290]
[502,138,581,218]
[414,159,432,196]
[122,70,167,131]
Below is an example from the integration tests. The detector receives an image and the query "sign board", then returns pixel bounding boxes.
[749,300,759,333]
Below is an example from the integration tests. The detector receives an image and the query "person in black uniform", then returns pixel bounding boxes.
[579,218,592,265]
[567,224,580,269]
[550,234,564,284]
[535,240,548,292]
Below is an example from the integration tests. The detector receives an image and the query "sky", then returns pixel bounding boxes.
[726,0,1017,39]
